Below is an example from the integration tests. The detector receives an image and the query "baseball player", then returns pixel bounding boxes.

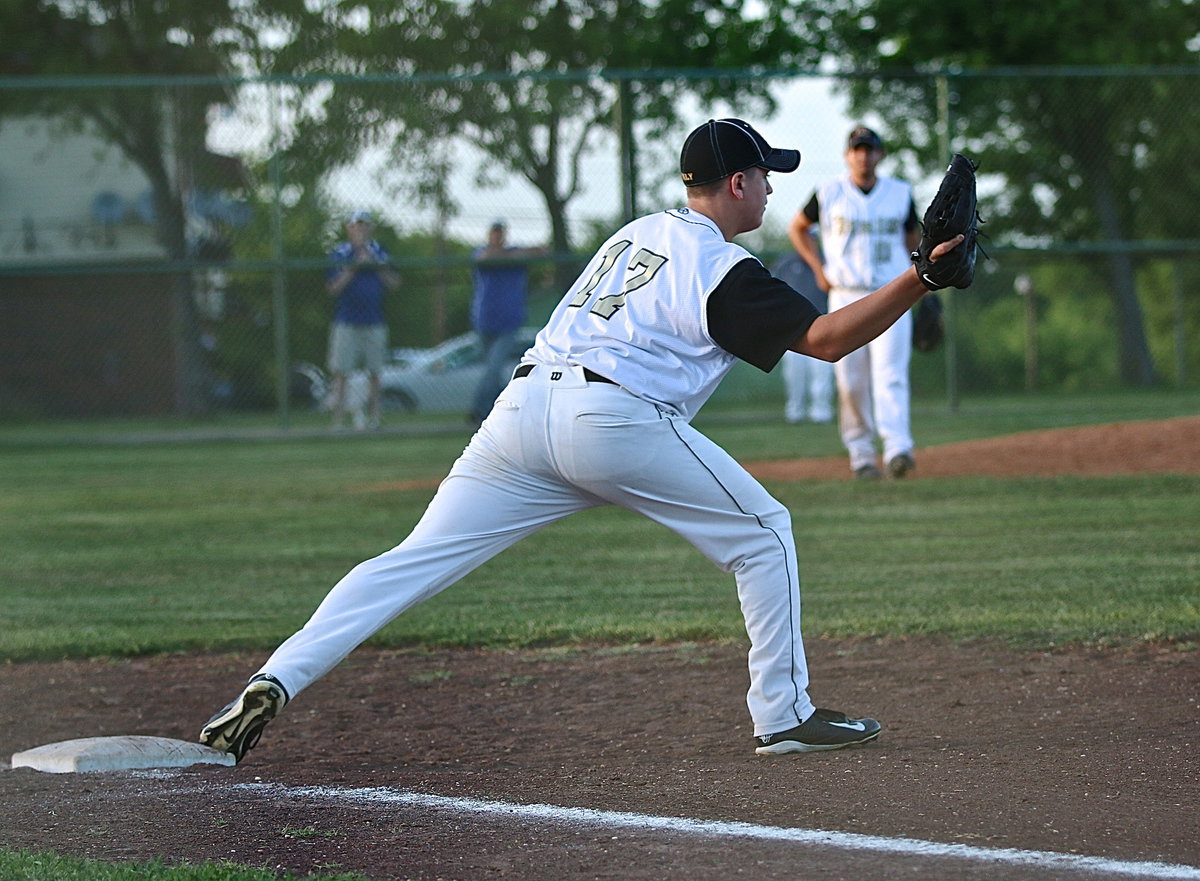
[789,126,922,480]
[200,118,966,761]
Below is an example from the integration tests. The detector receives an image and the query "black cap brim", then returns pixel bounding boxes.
[761,148,802,174]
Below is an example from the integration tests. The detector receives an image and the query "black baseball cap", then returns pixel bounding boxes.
[848,126,883,149]
[680,118,801,187]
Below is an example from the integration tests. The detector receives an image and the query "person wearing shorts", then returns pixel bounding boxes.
[325,210,399,430]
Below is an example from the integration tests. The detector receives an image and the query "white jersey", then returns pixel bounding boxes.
[525,208,751,421]
[814,175,913,289]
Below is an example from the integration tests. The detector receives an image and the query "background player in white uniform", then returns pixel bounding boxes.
[200,119,966,761]
[789,126,922,480]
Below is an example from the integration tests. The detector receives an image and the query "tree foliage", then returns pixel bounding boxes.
[804,0,1199,386]
[0,0,274,250]
[0,0,283,412]
[257,0,820,277]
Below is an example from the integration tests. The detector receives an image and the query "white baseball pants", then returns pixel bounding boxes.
[782,350,835,423]
[258,364,815,736]
[829,286,914,470]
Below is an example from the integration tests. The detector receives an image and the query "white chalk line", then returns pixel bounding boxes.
[229,782,1200,879]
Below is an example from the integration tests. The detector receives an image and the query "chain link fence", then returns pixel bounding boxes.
[1,68,1196,423]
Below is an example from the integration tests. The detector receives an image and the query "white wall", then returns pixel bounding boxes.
[0,117,165,265]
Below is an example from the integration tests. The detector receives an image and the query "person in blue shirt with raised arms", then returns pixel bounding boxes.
[467,219,547,426]
[325,210,399,431]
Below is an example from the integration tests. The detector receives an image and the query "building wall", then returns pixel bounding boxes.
[0,117,166,267]
[0,116,182,416]
[0,274,176,416]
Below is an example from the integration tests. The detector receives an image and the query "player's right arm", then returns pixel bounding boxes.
[327,265,353,296]
[326,244,357,296]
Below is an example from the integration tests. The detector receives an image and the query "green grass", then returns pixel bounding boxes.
[0,849,369,881]
[1,389,1196,661]
[777,474,1198,645]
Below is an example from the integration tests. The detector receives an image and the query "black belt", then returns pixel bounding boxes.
[513,363,615,384]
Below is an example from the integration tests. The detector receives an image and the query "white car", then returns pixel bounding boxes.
[379,327,539,414]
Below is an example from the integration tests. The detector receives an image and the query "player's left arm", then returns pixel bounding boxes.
[706,259,820,372]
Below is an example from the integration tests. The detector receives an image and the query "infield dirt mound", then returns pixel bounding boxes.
[744,413,1200,481]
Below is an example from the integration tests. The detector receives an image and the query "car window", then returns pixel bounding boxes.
[510,334,535,358]
[444,341,481,370]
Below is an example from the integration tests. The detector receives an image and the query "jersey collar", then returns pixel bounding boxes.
[668,207,722,236]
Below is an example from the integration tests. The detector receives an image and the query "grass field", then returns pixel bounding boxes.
[0,850,370,881]
[2,389,1197,663]
[2,390,1197,881]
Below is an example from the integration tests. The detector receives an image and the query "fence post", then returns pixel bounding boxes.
[1015,274,1038,390]
[432,161,451,343]
[269,82,290,429]
[1173,260,1187,386]
[937,73,959,412]
[616,75,638,224]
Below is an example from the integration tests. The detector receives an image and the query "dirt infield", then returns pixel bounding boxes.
[744,413,1200,481]
[2,417,1198,881]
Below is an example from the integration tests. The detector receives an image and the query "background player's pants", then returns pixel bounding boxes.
[257,364,816,736]
[782,350,835,424]
[829,286,914,471]
[468,328,517,423]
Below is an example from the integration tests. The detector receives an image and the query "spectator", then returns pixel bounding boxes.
[467,220,547,426]
[325,211,399,431]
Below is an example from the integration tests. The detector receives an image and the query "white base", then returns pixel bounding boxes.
[11,735,236,773]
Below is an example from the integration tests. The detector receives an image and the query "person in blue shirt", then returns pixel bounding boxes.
[325,211,399,430]
[467,220,547,425]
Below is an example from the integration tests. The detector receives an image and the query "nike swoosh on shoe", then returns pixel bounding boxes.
[828,720,867,732]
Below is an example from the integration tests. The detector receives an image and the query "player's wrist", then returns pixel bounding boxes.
[909,264,941,294]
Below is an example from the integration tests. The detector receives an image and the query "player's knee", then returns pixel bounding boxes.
[745,504,795,557]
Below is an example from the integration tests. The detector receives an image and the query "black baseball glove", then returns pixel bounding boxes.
[912,293,944,353]
[911,153,981,291]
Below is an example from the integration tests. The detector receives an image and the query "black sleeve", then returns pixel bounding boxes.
[706,258,821,373]
[803,192,820,223]
[905,199,919,232]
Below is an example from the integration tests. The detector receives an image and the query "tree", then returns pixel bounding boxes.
[258,0,820,288]
[808,0,1199,386]
[0,0,277,413]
